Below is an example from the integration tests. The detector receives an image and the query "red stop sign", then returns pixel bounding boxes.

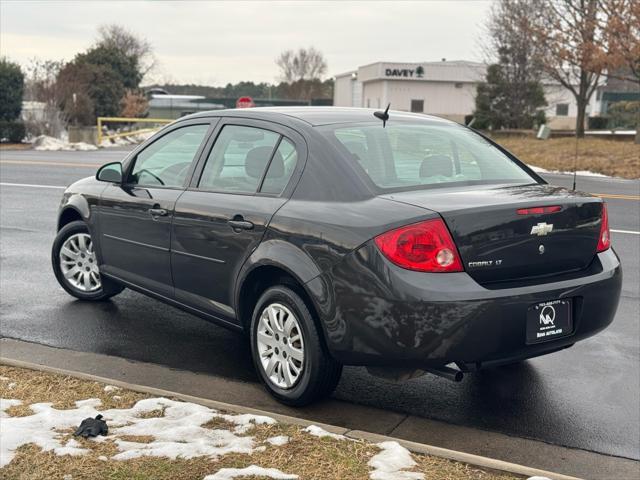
[236,96,255,108]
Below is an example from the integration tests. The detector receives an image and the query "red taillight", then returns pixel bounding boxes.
[374,218,463,272]
[597,203,611,252]
[517,206,562,215]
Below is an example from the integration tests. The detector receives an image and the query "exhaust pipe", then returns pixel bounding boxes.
[425,365,464,382]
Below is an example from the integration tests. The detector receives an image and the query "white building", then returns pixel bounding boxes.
[334,60,602,129]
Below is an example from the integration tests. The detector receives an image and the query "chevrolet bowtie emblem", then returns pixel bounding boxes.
[531,222,554,236]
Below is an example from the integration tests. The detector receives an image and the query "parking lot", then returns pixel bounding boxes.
[1,148,639,478]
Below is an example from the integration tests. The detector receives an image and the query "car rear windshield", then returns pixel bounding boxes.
[322,122,535,191]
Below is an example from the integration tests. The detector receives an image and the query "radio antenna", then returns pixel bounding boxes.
[374,103,391,127]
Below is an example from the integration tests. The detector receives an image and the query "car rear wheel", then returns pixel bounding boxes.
[250,285,342,406]
[51,220,123,301]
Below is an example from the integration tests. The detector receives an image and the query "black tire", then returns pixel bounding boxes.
[51,220,124,301]
[250,285,342,406]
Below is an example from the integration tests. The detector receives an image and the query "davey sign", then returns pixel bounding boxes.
[384,66,425,79]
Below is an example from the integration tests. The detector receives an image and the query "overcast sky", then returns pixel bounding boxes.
[0,0,492,86]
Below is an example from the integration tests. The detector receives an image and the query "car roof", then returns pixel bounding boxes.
[183,106,455,127]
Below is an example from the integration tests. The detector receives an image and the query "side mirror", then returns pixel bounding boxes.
[96,162,123,183]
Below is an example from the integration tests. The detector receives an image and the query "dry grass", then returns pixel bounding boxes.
[136,407,166,419]
[492,136,640,179]
[0,366,519,480]
[0,366,150,416]
[0,143,31,150]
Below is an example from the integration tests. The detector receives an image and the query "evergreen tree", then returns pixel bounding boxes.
[0,58,25,121]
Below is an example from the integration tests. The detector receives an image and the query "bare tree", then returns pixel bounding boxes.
[275,47,327,83]
[120,89,149,118]
[529,0,608,137]
[483,0,546,73]
[598,0,640,84]
[598,0,640,142]
[23,59,67,137]
[477,0,547,128]
[96,24,155,80]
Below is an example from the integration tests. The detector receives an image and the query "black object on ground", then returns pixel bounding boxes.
[74,414,108,438]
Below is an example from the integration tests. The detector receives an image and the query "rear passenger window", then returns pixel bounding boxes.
[260,138,298,195]
[198,125,279,193]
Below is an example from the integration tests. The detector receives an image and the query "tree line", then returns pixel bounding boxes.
[474,0,639,138]
[2,1,637,142]
[1,25,153,139]
[1,29,332,140]
[148,47,333,105]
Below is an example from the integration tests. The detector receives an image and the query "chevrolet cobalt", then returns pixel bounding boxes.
[52,108,622,405]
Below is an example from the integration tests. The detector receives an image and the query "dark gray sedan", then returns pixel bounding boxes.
[52,107,622,405]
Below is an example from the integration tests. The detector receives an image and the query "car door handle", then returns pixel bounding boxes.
[149,208,168,217]
[228,218,254,230]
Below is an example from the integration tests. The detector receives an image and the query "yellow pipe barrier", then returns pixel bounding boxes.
[97,117,172,145]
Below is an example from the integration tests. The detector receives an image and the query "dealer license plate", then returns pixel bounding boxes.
[526,299,573,344]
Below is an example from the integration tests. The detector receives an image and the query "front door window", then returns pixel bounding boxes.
[129,124,209,188]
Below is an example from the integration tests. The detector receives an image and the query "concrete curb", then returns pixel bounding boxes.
[1,356,581,480]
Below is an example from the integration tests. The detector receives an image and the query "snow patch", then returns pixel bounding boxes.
[528,165,550,173]
[368,441,424,480]
[7,383,16,390]
[0,396,275,467]
[32,135,97,152]
[221,412,277,434]
[527,477,552,480]
[572,170,609,177]
[303,425,347,440]
[203,465,298,480]
[0,376,11,381]
[54,438,86,458]
[528,164,610,177]
[266,435,290,446]
[103,385,120,393]
[100,130,156,148]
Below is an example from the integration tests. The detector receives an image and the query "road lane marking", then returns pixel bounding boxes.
[611,229,640,235]
[2,182,640,235]
[593,193,640,201]
[0,160,100,168]
[0,182,65,189]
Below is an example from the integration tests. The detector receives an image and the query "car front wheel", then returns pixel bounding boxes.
[250,285,342,406]
[51,220,123,301]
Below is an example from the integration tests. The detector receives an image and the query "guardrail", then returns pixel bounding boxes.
[97,117,173,146]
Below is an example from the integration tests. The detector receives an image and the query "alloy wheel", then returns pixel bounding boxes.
[59,233,101,292]
[256,302,305,389]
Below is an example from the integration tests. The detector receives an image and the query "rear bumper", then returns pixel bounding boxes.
[306,244,622,367]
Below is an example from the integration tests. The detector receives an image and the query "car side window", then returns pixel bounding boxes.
[129,124,209,188]
[198,125,280,194]
[259,138,298,195]
[335,128,385,183]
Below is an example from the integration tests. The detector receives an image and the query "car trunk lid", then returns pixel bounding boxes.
[381,183,604,285]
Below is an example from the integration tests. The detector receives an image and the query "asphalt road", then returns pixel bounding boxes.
[1,149,639,465]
